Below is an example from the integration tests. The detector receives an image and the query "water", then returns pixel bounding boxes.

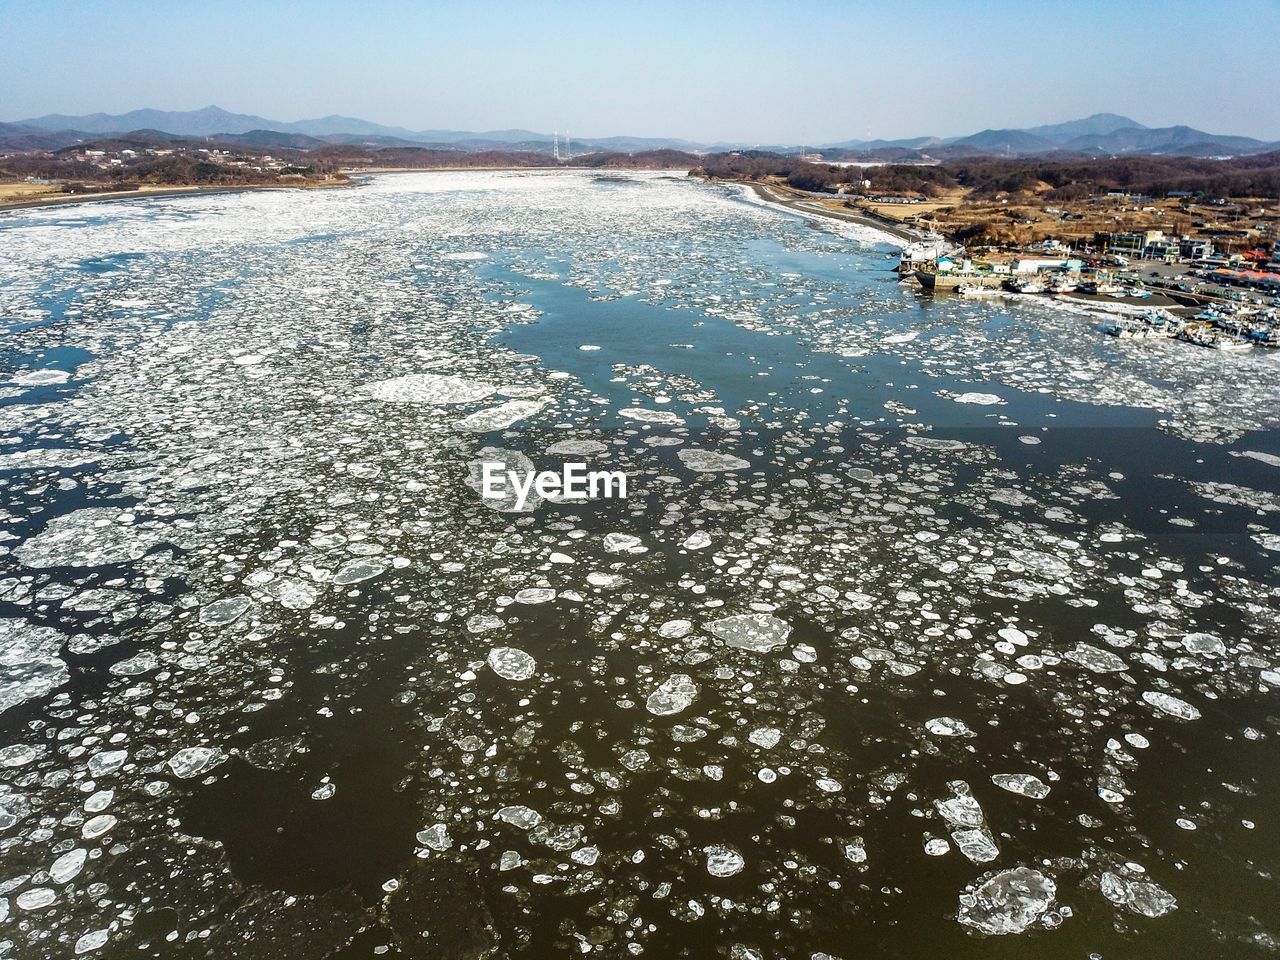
[0,170,1277,958]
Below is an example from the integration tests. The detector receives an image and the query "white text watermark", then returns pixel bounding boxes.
[480,461,627,511]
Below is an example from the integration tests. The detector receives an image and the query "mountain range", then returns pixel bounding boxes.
[4,107,1278,158]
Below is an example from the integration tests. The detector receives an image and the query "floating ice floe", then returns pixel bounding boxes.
[332,558,387,586]
[17,887,56,911]
[12,369,71,386]
[1099,868,1177,918]
[704,613,791,653]
[681,530,712,550]
[646,674,697,715]
[547,439,608,456]
[50,849,87,884]
[1142,690,1201,720]
[109,651,157,676]
[619,407,684,425]
[958,867,1057,935]
[906,436,969,452]
[14,507,167,568]
[0,619,68,715]
[658,619,692,639]
[497,805,542,829]
[81,815,115,839]
[991,773,1051,799]
[454,399,545,432]
[705,844,745,878]
[926,717,973,737]
[0,744,42,767]
[270,578,319,610]
[75,929,109,954]
[166,746,227,779]
[952,392,1003,405]
[364,372,496,405]
[748,727,782,749]
[677,449,751,472]
[603,533,646,554]
[199,596,252,626]
[934,781,999,863]
[88,750,128,777]
[1064,642,1126,673]
[416,823,452,850]
[1181,632,1225,655]
[0,448,99,470]
[488,647,536,681]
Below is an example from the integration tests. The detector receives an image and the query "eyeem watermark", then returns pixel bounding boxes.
[481,461,627,511]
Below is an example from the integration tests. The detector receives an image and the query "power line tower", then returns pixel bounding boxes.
[553,130,560,162]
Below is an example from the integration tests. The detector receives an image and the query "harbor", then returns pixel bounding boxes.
[896,233,1280,350]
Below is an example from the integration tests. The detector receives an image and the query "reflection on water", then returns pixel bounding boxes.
[0,170,1277,959]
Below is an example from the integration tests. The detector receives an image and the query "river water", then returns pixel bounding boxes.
[0,170,1278,959]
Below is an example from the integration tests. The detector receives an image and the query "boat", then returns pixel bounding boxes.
[897,234,958,272]
[1217,338,1253,353]
[1006,278,1045,294]
[913,269,1001,292]
[1178,322,1219,348]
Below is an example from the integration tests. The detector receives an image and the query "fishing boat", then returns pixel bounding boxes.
[913,269,1001,292]
[1005,277,1045,294]
[1217,337,1253,353]
[1178,322,1222,348]
[897,234,957,272]
[958,284,1002,297]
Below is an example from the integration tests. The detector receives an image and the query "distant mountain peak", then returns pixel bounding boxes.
[5,106,1272,159]
[1024,113,1145,144]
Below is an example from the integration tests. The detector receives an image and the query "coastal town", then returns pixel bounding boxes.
[739,172,1280,352]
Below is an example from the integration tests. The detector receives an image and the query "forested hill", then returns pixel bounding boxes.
[693,151,1280,200]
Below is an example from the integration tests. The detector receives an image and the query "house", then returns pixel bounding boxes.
[1012,257,1084,274]
[1179,236,1214,261]
[1108,229,1180,261]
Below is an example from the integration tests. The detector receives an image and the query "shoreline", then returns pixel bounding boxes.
[737,180,921,245]
[0,168,687,215]
[348,165,571,174]
[0,179,351,215]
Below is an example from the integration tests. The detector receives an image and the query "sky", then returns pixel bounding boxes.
[3,0,1279,143]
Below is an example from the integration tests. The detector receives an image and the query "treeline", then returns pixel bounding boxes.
[0,152,322,187]
[693,151,1280,200]
[311,146,699,170]
[692,151,952,195]
[947,154,1280,200]
[571,149,700,169]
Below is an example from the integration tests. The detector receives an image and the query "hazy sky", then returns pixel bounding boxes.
[4,0,1279,142]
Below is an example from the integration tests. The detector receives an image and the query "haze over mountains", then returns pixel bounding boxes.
[4,106,1278,158]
